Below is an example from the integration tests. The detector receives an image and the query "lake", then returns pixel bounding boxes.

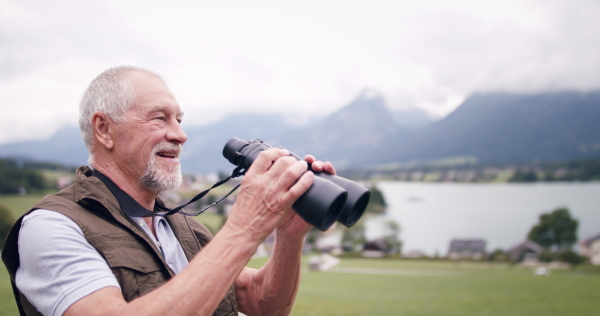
[364,181,600,256]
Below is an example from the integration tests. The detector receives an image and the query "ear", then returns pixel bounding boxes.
[92,112,114,149]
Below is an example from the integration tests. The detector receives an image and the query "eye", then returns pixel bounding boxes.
[155,116,166,121]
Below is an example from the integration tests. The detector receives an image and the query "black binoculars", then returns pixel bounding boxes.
[223,137,371,231]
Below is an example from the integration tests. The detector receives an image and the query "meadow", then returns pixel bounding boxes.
[249,257,600,316]
[2,257,598,316]
[1,194,599,315]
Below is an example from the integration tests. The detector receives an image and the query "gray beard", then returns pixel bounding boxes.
[139,143,183,193]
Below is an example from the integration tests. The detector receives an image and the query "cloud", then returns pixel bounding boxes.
[392,0,600,101]
[0,0,166,143]
[1,0,599,144]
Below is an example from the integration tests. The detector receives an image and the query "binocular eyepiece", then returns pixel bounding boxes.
[223,137,371,231]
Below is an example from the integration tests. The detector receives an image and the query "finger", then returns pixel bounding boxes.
[246,148,290,175]
[268,156,304,183]
[323,161,337,175]
[302,155,336,175]
[303,154,316,164]
[311,161,324,172]
[281,170,314,207]
[304,155,326,173]
[273,159,309,190]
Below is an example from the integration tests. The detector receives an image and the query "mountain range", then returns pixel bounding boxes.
[1,89,599,174]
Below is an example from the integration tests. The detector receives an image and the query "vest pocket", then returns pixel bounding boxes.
[91,234,170,301]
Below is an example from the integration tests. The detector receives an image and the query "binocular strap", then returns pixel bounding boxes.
[155,166,246,216]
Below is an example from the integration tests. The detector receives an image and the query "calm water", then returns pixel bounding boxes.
[365,181,600,256]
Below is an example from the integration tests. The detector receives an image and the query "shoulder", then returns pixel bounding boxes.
[17,209,120,316]
[20,209,84,241]
[18,210,98,268]
[23,208,78,223]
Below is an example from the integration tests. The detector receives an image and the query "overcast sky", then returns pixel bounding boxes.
[1,0,599,145]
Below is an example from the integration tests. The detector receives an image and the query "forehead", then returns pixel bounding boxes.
[128,71,182,115]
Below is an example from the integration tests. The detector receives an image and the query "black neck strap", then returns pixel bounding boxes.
[92,167,246,217]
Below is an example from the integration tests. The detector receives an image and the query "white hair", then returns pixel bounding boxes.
[79,66,164,165]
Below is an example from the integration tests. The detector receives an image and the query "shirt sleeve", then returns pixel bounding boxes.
[15,209,121,316]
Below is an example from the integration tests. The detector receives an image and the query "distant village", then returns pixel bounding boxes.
[344,158,600,183]
[8,159,600,271]
[170,174,600,269]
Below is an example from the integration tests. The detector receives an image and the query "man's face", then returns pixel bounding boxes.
[112,71,188,193]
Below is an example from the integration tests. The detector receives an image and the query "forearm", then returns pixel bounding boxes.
[138,224,259,314]
[66,223,260,316]
[236,228,305,315]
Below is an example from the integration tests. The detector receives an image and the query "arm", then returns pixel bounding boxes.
[234,158,337,316]
[65,148,313,316]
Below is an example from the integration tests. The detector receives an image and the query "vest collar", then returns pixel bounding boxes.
[91,168,160,217]
[74,166,199,267]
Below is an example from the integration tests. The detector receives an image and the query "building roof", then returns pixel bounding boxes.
[364,238,390,251]
[447,239,487,253]
[583,232,600,246]
[507,240,544,255]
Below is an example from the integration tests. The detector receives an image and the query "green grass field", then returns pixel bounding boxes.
[1,193,49,219]
[2,257,598,316]
[1,194,599,315]
[248,257,599,316]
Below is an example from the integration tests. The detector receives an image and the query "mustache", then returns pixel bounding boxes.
[152,142,183,159]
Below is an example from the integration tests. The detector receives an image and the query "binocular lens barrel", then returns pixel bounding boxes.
[292,176,348,230]
[317,172,371,227]
[223,137,371,231]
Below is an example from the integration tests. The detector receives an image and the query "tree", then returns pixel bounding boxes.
[25,171,46,191]
[382,220,402,254]
[341,222,366,252]
[0,158,50,193]
[306,227,322,251]
[527,208,578,251]
[488,249,509,262]
[509,170,538,182]
[365,184,387,214]
[0,203,15,249]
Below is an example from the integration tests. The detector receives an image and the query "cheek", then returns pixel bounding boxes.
[116,128,163,160]
[119,138,148,162]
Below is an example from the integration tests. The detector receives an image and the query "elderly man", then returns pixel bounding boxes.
[2,66,336,315]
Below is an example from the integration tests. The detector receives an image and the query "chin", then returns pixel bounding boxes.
[140,165,183,193]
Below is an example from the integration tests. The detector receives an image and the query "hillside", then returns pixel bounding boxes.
[389,91,600,165]
[0,90,598,174]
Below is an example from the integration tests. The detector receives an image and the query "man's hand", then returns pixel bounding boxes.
[225,148,314,242]
[277,154,337,238]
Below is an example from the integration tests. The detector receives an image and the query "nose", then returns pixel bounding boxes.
[166,120,188,144]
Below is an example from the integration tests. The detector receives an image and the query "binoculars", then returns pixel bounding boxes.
[223,138,371,231]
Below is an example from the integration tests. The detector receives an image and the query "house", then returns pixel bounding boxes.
[580,232,600,265]
[506,240,544,263]
[362,238,390,258]
[447,239,486,260]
